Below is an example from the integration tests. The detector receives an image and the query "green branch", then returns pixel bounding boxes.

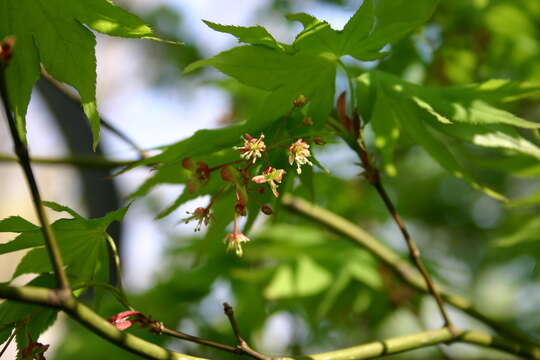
[0,285,204,360]
[280,328,540,360]
[281,194,539,348]
[1,283,539,360]
[0,153,137,168]
[1,284,539,360]
[353,125,454,332]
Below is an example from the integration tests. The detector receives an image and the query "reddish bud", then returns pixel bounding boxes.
[313,136,326,145]
[221,166,235,182]
[302,116,314,126]
[337,91,351,132]
[0,36,16,63]
[20,341,49,360]
[261,205,273,215]
[181,157,194,170]
[196,161,210,184]
[235,203,247,216]
[108,311,144,331]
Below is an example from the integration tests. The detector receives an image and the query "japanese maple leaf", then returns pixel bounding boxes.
[0,0,167,149]
[185,0,438,133]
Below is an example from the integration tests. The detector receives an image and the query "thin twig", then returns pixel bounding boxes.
[281,194,540,348]
[0,153,137,168]
[353,118,455,333]
[158,304,272,359]
[2,278,540,359]
[223,303,273,360]
[223,303,243,344]
[372,175,455,333]
[1,58,70,292]
[0,327,16,358]
[0,284,202,360]
[41,69,147,159]
[160,327,239,354]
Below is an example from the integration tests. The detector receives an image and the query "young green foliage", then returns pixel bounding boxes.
[0,202,127,282]
[0,0,167,149]
[0,274,58,353]
[128,0,440,218]
[360,70,540,200]
[185,0,438,132]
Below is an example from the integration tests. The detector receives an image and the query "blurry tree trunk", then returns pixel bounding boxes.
[36,78,123,285]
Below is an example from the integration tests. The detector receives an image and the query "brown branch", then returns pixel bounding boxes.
[0,327,16,358]
[1,52,70,292]
[353,127,455,333]
[0,284,204,360]
[148,304,273,359]
[223,303,273,360]
[160,327,239,354]
[281,194,539,348]
[3,283,540,359]
[372,176,456,333]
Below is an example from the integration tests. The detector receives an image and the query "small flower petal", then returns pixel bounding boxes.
[224,232,250,256]
[251,167,286,197]
[288,139,313,174]
[234,133,266,163]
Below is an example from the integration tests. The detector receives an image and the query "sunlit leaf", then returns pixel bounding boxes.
[0,0,168,149]
[0,203,127,282]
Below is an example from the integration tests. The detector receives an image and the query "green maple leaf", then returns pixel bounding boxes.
[185,0,438,132]
[124,0,439,215]
[0,0,168,149]
[0,202,128,281]
[361,70,540,200]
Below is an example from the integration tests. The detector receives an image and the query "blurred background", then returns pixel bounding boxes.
[1,0,540,358]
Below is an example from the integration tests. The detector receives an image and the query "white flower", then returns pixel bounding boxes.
[233,133,266,163]
[224,232,250,257]
[252,167,286,197]
[288,139,313,174]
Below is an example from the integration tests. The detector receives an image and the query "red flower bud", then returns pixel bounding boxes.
[313,136,326,145]
[0,36,16,63]
[303,116,314,126]
[261,205,273,215]
[108,311,144,331]
[181,157,194,170]
[221,166,235,181]
[196,161,210,184]
[235,203,247,216]
[20,340,49,360]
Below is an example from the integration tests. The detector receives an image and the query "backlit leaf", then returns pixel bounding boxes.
[0,0,166,149]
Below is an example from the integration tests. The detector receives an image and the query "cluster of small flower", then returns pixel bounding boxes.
[182,94,315,257]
